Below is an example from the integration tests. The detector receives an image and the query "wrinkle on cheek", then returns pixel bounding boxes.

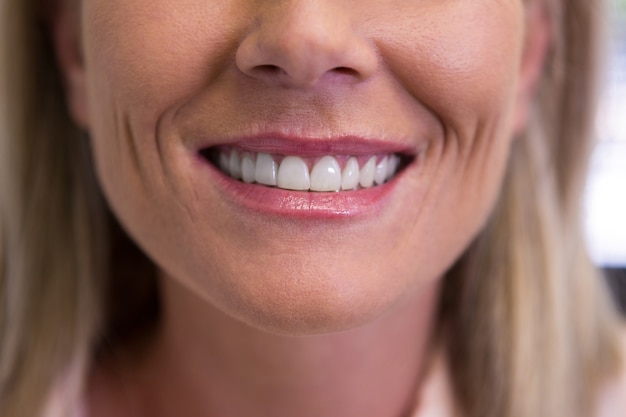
[392,101,517,263]
[83,2,222,230]
[434,97,516,208]
[169,152,202,230]
[94,102,149,206]
[119,108,146,189]
[400,140,446,246]
[92,99,165,215]
[465,118,511,197]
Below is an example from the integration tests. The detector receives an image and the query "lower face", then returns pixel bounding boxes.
[78,0,527,334]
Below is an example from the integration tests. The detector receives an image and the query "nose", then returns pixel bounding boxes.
[235,1,378,88]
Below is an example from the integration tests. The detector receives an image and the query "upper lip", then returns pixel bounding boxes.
[193,132,420,157]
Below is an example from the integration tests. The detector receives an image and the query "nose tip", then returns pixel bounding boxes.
[235,3,378,88]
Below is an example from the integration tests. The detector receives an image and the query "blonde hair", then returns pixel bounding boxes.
[0,0,105,415]
[0,1,622,417]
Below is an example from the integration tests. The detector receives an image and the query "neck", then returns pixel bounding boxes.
[119,276,441,417]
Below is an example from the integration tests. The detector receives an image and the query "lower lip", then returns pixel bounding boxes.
[195,155,401,220]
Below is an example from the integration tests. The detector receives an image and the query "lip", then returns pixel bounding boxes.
[194,133,417,157]
[192,134,420,219]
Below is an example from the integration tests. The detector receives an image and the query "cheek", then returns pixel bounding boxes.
[377,2,525,128]
[79,0,244,237]
[81,0,242,118]
[370,2,526,276]
[381,1,525,200]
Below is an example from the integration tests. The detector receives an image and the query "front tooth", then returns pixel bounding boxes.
[229,149,242,179]
[277,156,310,190]
[359,156,376,188]
[341,157,360,190]
[310,156,342,192]
[255,153,277,186]
[374,156,388,185]
[241,153,256,183]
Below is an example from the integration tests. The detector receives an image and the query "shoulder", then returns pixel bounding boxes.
[595,326,626,417]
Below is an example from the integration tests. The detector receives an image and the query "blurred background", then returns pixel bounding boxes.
[589,0,626,310]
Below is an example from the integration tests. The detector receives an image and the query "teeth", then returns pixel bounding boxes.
[374,156,388,186]
[277,156,310,190]
[219,152,230,173]
[359,156,376,188]
[241,153,256,184]
[387,155,399,181]
[310,156,342,192]
[255,153,277,186]
[214,149,403,192]
[229,149,242,180]
[341,157,360,190]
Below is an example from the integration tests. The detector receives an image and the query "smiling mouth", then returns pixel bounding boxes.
[201,147,412,192]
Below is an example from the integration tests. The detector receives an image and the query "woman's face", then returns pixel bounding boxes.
[60,0,545,334]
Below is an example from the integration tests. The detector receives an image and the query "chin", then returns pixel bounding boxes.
[173,253,435,336]
[226,288,392,336]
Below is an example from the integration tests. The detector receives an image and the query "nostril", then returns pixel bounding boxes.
[333,67,359,77]
[253,64,285,76]
[251,65,359,82]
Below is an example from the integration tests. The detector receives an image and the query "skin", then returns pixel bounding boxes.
[52,0,558,416]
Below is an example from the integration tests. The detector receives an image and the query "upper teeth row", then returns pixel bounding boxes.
[216,149,401,192]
